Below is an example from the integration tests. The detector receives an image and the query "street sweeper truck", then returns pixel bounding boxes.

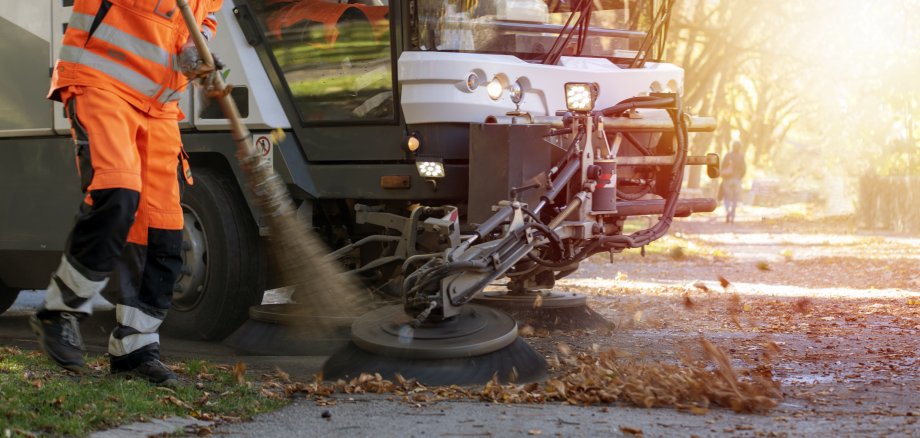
[0,0,719,379]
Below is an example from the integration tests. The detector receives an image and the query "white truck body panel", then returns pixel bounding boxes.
[398,51,683,125]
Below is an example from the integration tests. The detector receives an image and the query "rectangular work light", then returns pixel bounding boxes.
[416,157,446,179]
[565,82,599,112]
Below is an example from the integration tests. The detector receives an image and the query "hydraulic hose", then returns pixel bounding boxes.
[601,96,676,117]
[618,107,688,248]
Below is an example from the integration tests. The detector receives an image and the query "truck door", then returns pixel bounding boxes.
[243,0,405,161]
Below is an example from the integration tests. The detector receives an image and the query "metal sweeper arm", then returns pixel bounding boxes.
[175,0,371,326]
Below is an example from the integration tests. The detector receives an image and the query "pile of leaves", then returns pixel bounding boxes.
[484,338,781,412]
[276,338,782,414]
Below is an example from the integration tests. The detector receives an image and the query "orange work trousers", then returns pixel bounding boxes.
[65,85,186,240]
[42,85,189,371]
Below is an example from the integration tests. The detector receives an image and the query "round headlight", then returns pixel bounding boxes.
[406,136,420,152]
[510,80,524,104]
[487,77,504,101]
[465,72,480,92]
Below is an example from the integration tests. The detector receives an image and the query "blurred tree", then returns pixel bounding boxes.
[666,0,793,188]
[668,0,920,189]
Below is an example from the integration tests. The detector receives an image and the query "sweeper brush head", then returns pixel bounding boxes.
[473,291,612,331]
[223,304,354,356]
[322,304,547,385]
[323,338,546,386]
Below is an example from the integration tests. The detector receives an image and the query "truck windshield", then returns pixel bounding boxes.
[415,0,650,61]
[248,0,395,124]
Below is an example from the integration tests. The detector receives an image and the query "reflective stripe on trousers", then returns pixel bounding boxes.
[108,304,164,356]
[108,229,183,370]
[44,255,109,315]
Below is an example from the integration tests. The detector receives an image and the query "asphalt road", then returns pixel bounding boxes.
[216,394,914,438]
[4,213,919,437]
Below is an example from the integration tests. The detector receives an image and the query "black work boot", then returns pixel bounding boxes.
[114,359,179,388]
[29,311,87,373]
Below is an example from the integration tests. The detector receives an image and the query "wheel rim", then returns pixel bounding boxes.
[173,203,209,311]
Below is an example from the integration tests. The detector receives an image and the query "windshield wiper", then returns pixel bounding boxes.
[542,0,593,65]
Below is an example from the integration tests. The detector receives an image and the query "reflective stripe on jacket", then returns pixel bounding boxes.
[49,0,221,118]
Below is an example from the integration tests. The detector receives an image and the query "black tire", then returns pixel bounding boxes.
[0,282,20,314]
[162,167,265,340]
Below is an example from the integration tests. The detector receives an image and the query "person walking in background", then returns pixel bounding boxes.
[720,140,746,224]
[29,0,222,387]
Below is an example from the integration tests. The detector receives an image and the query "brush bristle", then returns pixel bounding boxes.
[322,339,547,386]
[499,306,612,331]
[241,161,373,335]
[223,319,352,356]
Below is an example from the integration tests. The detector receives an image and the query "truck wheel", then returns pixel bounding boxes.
[0,283,20,315]
[162,167,265,340]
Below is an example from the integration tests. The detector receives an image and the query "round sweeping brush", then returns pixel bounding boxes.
[322,304,548,385]
[474,290,613,331]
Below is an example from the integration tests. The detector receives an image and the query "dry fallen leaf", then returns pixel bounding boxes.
[273,367,291,383]
[682,293,696,309]
[728,293,742,315]
[669,246,686,260]
[161,395,192,410]
[232,361,247,385]
[692,281,710,293]
[519,325,535,337]
[763,341,781,362]
[756,261,772,271]
[730,315,743,329]
[528,429,543,435]
[718,276,731,290]
[557,343,572,356]
[793,298,812,314]
[620,426,644,436]
[261,388,282,399]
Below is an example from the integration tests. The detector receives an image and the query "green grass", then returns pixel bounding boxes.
[0,347,287,437]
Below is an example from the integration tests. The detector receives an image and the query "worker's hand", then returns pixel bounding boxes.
[178,43,225,79]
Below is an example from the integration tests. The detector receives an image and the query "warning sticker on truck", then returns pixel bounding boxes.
[253,134,273,168]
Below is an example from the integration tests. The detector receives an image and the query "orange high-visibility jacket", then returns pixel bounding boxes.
[49,0,222,118]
